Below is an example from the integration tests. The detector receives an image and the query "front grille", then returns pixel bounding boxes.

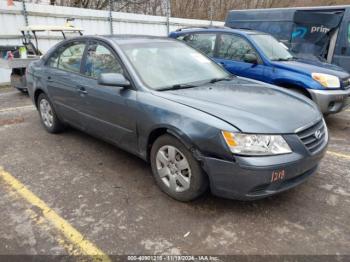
[297,120,327,154]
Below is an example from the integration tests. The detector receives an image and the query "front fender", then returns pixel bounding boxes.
[136,92,237,162]
[273,68,323,90]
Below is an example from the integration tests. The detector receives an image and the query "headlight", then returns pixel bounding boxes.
[222,131,292,156]
[312,73,340,88]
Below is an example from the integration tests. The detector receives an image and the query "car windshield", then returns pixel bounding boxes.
[251,34,294,61]
[120,41,230,90]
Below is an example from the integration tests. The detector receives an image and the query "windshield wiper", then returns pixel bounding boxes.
[158,76,233,91]
[272,57,296,61]
[209,77,233,84]
[158,83,198,91]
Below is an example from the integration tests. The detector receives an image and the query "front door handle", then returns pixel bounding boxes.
[77,86,88,95]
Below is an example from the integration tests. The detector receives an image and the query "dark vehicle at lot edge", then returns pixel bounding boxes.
[225,5,350,72]
[170,27,350,115]
[27,35,328,201]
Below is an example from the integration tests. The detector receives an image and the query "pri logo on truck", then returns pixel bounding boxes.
[310,25,330,34]
[292,25,330,39]
[292,27,308,39]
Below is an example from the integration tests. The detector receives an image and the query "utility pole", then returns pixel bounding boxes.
[109,0,114,35]
[166,0,171,34]
[21,0,30,43]
[22,0,29,26]
[209,0,213,26]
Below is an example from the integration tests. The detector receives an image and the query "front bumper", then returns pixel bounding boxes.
[308,88,350,114]
[202,141,327,201]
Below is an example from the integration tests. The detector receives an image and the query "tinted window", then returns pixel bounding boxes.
[84,43,123,78]
[217,34,258,62]
[180,33,216,57]
[348,23,350,45]
[58,43,85,73]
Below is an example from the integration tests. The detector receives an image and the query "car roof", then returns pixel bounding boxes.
[105,34,175,45]
[64,34,174,43]
[62,35,178,47]
[172,27,265,36]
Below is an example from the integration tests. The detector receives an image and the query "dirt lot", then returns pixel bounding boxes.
[0,87,349,260]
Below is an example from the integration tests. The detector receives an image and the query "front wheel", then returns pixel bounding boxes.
[37,93,64,133]
[150,134,208,202]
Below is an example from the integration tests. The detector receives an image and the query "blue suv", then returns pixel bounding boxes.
[170,27,350,115]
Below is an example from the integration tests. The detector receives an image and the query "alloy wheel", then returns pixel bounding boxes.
[155,145,192,193]
[39,99,54,128]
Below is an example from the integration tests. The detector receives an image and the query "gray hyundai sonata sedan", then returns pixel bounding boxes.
[26,35,328,201]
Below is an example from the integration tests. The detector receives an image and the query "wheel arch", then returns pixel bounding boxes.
[34,88,46,108]
[145,126,197,163]
[276,82,312,99]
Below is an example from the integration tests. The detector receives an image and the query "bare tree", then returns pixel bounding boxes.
[41,0,350,20]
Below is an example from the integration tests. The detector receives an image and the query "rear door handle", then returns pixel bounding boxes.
[77,86,88,95]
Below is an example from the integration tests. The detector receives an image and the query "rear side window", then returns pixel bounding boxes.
[84,43,123,79]
[217,34,258,61]
[180,33,217,57]
[57,43,85,73]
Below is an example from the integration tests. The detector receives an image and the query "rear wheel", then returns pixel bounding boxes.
[150,134,208,202]
[37,93,64,133]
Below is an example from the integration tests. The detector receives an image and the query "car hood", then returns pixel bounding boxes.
[271,59,349,79]
[153,77,321,134]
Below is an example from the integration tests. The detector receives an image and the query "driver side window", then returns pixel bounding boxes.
[84,43,123,79]
[217,34,258,62]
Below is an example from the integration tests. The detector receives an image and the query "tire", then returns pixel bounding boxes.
[150,134,208,202]
[37,93,64,133]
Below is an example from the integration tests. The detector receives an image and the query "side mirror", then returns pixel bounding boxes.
[243,53,258,64]
[98,73,130,88]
